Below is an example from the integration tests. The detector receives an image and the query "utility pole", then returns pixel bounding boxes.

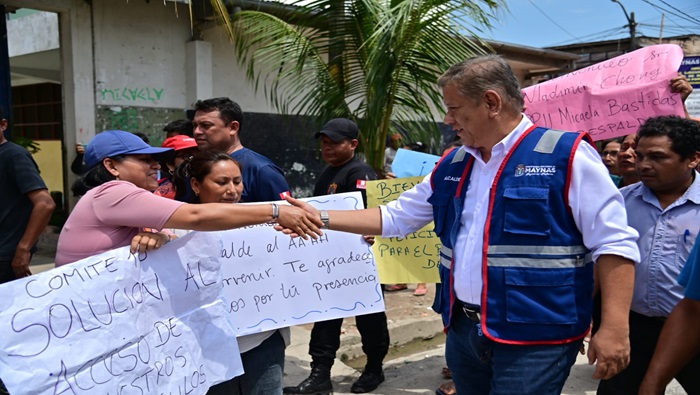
[611,0,637,51]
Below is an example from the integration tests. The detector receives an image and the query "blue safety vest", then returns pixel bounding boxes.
[429,126,594,344]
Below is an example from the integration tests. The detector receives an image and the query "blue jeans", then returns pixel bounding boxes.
[207,330,285,395]
[445,305,581,395]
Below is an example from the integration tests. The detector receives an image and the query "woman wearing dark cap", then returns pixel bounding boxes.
[55,130,321,266]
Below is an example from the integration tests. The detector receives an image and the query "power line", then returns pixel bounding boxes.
[525,0,582,41]
[640,0,700,26]
[638,22,699,30]
[572,26,629,41]
[655,0,700,25]
[549,27,629,46]
[639,0,697,35]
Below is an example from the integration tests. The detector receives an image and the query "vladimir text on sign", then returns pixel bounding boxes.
[522,44,686,141]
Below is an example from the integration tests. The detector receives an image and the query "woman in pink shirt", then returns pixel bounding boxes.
[55,130,320,266]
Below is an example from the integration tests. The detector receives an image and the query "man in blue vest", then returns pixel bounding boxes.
[284,55,640,394]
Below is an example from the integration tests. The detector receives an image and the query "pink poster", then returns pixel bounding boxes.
[522,44,686,141]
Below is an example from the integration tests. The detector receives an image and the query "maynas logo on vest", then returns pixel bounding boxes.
[515,164,556,177]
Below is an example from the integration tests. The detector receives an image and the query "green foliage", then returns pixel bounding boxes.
[12,135,41,154]
[211,0,505,174]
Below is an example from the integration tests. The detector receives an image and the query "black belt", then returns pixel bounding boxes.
[455,299,481,323]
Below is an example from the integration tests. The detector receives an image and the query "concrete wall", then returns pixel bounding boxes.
[89,1,283,144]
[205,26,278,114]
[92,1,190,109]
[7,11,59,57]
[91,1,277,114]
[96,105,188,147]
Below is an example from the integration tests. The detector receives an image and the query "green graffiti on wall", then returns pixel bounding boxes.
[96,106,188,147]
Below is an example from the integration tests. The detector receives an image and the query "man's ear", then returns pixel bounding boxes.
[349,139,359,149]
[483,90,503,117]
[688,151,700,170]
[228,121,240,135]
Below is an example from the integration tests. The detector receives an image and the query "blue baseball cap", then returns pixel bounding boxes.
[84,130,174,168]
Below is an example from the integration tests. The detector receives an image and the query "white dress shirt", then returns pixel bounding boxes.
[381,115,640,305]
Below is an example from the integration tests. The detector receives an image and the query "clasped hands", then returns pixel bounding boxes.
[274,196,323,240]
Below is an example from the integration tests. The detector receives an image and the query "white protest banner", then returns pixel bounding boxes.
[0,232,242,395]
[523,44,686,141]
[218,192,385,336]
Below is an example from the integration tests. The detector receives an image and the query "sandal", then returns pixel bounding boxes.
[435,380,457,395]
[441,366,452,379]
[385,284,408,292]
[413,286,428,296]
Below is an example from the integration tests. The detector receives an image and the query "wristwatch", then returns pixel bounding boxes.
[320,210,330,229]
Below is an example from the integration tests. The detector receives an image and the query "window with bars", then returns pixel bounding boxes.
[11,83,63,140]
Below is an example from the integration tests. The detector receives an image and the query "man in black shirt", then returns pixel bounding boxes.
[284,118,389,394]
[0,106,55,283]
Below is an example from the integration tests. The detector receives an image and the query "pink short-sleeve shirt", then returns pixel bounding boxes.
[55,181,185,266]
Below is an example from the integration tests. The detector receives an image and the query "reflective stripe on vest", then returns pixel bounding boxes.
[487,254,592,269]
[440,246,453,269]
[533,129,566,154]
[487,245,588,255]
[451,149,467,164]
[488,245,591,268]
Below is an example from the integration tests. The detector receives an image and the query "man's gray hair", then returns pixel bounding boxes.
[438,55,524,114]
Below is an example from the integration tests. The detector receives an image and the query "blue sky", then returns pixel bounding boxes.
[480,0,700,48]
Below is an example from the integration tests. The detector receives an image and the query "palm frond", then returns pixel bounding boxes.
[209,0,507,173]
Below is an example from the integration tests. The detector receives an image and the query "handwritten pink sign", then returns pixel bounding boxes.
[522,44,685,141]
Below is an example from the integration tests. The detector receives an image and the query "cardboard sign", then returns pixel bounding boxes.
[0,232,242,395]
[391,149,441,178]
[523,44,686,140]
[366,177,441,284]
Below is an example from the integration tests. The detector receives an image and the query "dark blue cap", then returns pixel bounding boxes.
[314,118,359,142]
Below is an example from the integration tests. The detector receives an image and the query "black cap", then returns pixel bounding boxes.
[314,118,359,142]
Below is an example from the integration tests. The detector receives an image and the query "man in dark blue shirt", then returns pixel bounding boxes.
[192,97,290,202]
[191,97,291,394]
[0,106,55,283]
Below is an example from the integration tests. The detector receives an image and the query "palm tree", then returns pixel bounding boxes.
[210,0,504,174]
